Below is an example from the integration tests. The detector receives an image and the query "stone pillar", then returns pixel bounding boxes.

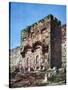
[28,67,30,72]
[42,66,45,70]
[42,73,47,83]
[44,73,47,82]
[34,66,37,71]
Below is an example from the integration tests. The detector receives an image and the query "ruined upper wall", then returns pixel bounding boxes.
[21,14,61,43]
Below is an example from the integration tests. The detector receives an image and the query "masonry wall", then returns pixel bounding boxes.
[20,14,62,72]
[50,16,62,68]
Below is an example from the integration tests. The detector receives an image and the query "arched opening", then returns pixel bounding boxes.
[33,41,42,51]
[20,44,32,58]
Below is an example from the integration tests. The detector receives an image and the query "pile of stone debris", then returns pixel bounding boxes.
[9,66,66,88]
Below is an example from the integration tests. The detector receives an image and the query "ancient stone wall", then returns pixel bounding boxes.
[20,15,62,72]
[50,16,62,68]
[20,15,52,72]
[10,23,66,73]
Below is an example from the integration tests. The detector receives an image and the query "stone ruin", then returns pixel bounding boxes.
[20,14,62,73]
[9,15,66,87]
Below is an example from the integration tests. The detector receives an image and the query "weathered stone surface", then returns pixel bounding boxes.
[10,16,66,73]
[9,47,22,72]
[9,15,66,88]
[20,14,62,71]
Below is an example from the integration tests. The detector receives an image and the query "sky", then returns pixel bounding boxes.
[9,2,66,49]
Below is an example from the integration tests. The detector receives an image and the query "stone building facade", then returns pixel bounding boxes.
[61,24,66,68]
[20,14,62,72]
